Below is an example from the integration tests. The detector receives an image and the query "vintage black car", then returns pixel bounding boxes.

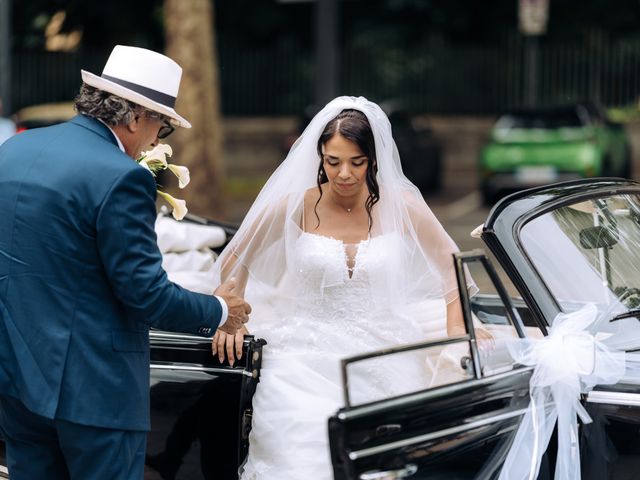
[3,179,640,479]
[329,178,640,480]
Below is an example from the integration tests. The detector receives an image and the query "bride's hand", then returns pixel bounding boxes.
[474,326,495,354]
[448,325,495,353]
[212,325,249,366]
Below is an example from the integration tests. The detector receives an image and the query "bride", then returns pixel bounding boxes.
[212,96,476,479]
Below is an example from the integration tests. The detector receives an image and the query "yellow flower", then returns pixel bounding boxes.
[167,164,190,189]
[157,191,188,221]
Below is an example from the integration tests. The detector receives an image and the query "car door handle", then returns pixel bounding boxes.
[375,423,402,436]
[359,464,418,480]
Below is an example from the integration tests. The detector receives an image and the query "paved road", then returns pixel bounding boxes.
[425,186,520,295]
[426,188,489,253]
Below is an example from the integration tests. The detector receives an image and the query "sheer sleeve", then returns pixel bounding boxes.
[403,191,474,304]
[216,195,297,293]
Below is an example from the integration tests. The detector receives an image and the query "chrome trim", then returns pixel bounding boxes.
[360,464,417,479]
[587,390,640,407]
[338,367,533,421]
[348,408,528,461]
[150,363,252,378]
[149,331,205,342]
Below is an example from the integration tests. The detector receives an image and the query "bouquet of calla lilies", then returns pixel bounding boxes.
[137,144,190,220]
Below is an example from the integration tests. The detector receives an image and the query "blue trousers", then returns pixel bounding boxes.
[0,395,146,480]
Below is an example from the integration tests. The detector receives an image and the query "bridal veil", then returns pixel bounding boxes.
[213,96,466,331]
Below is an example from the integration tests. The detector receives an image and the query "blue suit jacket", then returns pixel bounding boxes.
[0,115,222,431]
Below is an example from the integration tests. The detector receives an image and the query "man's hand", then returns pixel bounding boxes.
[214,278,251,335]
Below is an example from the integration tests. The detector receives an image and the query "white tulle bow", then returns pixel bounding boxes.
[499,303,627,480]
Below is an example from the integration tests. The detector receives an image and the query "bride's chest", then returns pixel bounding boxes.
[292,232,399,284]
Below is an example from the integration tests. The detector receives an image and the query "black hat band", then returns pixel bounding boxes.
[102,74,176,109]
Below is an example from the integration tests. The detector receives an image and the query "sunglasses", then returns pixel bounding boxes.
[157,120,175,140]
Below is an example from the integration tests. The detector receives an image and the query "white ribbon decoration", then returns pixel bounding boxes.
[498,303,628,480]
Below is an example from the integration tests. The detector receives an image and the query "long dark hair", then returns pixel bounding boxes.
[314,109,380,229]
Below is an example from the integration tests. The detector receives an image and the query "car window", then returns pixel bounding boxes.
[462,257,540,377]
[495,108,583,131]
[520,194,640,348]
[343,339,475,407]
[341,252,536,408]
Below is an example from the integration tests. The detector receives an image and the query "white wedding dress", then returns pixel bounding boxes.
[240,231,442,480]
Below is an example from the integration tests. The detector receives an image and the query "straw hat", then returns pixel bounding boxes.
[81,45,191,128]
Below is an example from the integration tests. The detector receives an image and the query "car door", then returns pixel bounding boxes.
[145,332,265,480]
[480,179,640,479]
[0,443,6,479]
[582,384,640,479]
[329,251,543,480]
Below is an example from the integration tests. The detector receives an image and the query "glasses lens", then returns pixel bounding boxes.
[157,121,175,139]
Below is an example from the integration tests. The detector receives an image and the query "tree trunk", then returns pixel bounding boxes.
[163,0,226,219]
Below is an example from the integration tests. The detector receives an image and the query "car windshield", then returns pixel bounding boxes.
[520,194,640,351]
[521,194,640,313]
[495,108,585,130]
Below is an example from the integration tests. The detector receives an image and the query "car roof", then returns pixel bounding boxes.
[497,105,583,120]
[494,104,595,129]
[497,101,604,117]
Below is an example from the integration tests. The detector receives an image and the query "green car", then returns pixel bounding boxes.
[479,103,632,205]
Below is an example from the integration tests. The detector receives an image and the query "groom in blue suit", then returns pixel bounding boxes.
[0,46,251,479]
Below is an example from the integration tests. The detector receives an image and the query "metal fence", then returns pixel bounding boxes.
[10,32,640,115]
[341,32,640,114]
[11,49,108,114]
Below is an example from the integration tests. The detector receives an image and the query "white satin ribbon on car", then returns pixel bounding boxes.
[498,303,629,480]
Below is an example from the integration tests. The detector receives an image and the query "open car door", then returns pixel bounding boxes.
[144,332,265,479]
[328,251,543,480]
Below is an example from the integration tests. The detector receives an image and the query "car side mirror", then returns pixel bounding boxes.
[579,226,619,249]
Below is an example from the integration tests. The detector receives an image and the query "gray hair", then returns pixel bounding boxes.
[74,83,167,127]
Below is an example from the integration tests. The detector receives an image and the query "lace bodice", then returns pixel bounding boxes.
[257,232,424,358]
[291,232,389,322]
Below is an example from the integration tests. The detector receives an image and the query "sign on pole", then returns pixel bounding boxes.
[519,0,549,36]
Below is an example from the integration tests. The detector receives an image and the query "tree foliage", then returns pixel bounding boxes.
[11,0,164,50]
[11,0,640,53]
